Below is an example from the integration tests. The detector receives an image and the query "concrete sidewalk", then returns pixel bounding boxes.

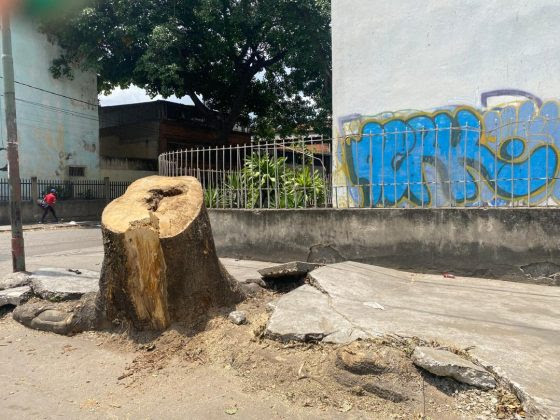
[0,221,100,233]
[266,262,560,418]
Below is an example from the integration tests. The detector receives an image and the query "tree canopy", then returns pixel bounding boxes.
[40,0,332,141]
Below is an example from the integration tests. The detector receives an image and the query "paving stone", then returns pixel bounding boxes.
[0,286,32,307]
[411,347,496,390]
[258,261,321,280]
[0,272,31,291]
[30,268,99,302]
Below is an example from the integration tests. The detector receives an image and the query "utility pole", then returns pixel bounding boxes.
[2,14,26,272]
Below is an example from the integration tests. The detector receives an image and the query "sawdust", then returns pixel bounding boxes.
[89,291,523,419]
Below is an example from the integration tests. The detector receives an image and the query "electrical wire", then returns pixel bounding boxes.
[0,75,99,108]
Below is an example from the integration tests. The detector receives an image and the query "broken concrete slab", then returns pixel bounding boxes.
[258,261,321,280]
[266,284,368,343]
[265,261,560,418]
[220,258,274,285]
[0,272,31,291]
[412,347,496,390]
[0,286,32,307]
[30,268,99,302]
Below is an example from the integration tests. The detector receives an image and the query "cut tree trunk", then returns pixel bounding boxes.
[98,176,241,330]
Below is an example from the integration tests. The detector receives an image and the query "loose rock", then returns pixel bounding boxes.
[228,311,247,325]
[412,346,496,390]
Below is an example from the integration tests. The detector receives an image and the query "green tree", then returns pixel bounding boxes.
[41,0,331,141]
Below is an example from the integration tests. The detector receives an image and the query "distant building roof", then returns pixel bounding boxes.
[99,100,249,133]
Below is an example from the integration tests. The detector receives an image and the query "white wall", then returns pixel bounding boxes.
[332,0,560,207]
[332,0,560,130]
[0,17,99,180]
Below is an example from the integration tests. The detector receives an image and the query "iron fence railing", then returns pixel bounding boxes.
[109,180,132,199]
[37,179,106,200]
[159,119,560,209]
[334,122,560,208]
[1,178,32,201]
[159,136,332,209]
[0,178,132,202]
[0,178,8,201]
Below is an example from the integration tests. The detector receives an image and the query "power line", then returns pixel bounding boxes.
[0,75,99,108]
[0,93,165,139]
[15,80,99,108]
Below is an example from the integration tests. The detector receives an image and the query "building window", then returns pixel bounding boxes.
[69,166,86,177]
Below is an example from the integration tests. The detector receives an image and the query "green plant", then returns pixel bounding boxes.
[283,166,326,208]
[205,153,327,209]
[77,189,94,200]
[204,187,219,209]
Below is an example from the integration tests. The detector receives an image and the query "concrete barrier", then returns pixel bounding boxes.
[0,199,106,224]
[208,208,560,284]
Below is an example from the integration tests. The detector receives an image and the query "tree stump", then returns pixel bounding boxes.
[98,176,241,330]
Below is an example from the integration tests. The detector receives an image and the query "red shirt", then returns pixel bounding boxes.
[44,193,57,205]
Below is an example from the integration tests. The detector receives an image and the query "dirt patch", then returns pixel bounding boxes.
[87,291,523,419]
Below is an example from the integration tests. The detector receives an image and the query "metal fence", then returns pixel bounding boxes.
[159,136,332,209]
[334,120,560,208]
[1,178,33,201]
[37,179,106,200]
[0,178,132,202]
[159,118,560,209]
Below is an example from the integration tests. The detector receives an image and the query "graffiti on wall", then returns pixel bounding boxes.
[337,98,560,207]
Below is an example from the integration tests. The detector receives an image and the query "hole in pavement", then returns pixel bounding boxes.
[263,275,305,293]
[0,305,16,317]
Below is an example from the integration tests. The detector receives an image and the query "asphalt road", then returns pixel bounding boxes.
[0,227,103,273]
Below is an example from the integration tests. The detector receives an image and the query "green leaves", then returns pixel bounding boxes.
[205,152,327,209]
[40,0,331,139]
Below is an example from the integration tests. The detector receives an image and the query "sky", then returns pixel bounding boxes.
[99,85,194,107]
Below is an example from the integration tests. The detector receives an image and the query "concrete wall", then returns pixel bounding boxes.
[0,199,106,225]
[209,209,560,284]
[332,0,560,207]
[100,168,158,182]
[0,17,99,179]
[100,123,160,160]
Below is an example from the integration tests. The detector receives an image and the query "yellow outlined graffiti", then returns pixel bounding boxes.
[336,100,560,207]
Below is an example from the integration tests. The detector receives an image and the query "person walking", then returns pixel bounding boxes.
[40,189,59,223]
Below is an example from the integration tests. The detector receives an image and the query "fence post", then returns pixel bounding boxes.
[104,177,111,203]
[31,177,38,203]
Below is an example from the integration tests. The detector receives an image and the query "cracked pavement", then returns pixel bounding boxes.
[266,261,560,419]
